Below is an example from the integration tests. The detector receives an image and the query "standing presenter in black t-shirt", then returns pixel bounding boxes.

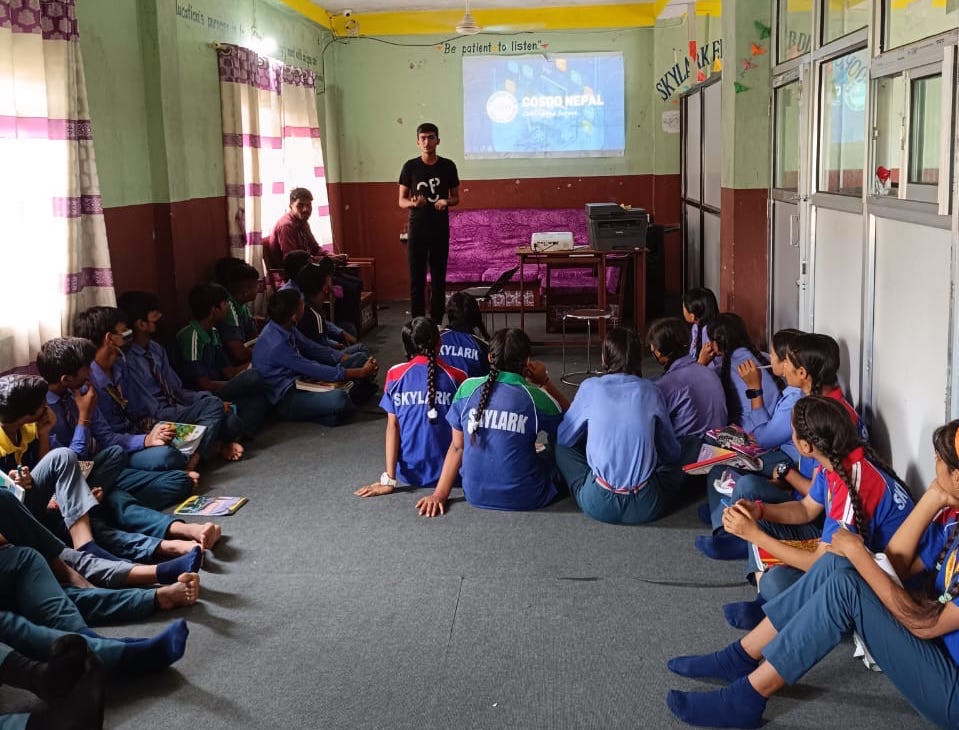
[398,122,460,323]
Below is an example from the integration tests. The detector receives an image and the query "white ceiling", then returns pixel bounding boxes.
[315,0,652,13]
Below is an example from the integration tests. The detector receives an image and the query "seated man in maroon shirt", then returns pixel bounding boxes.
[270,187,362,334]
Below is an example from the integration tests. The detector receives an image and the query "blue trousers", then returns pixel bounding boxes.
[555,443,686,525]
[216,367,272,438]
[705,470,808,534]
[23,448,98,532]
[90,442,192,511]
[127,443,187,471]
[275,385,353,426]
[157,394,230,458]
[762,552,959,727]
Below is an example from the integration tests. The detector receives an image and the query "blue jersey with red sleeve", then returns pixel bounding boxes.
[380,356,466,487]
[447,372,563,511]
[808,447,913,549]
[439,329,489,379]
[917,507,959,665]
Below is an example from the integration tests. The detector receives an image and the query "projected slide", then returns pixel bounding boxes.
[463,53,625,159]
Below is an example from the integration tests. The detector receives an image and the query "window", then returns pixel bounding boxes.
[822,0,870,45]
[885,0,958,50]
[774,82,801,191]
[908,74,941,186]
[819,48,869,195]
[872,74,904,196]
[778,0,813,64]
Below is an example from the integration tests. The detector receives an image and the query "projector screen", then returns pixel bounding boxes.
[462,52,625,159]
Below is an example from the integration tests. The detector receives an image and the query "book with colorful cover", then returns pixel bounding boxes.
[750,539,821,572]
[173,494,248,516]
[705,425,768,460]
[295,378,353,394]
[683,443,764,475]
[164,422,207,457]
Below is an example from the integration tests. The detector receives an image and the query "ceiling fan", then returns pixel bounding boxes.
[454,0,545,36]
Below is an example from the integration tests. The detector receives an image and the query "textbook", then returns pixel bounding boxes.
[705,425,768,460]
[750,539,821,572]
[173,494,248,516]
[0,471,25,502]
[165,422,207,457]
[295,378,354,394]
[683,443,764,475]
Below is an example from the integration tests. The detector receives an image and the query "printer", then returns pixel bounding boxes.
[585,203,649,250]
[530,231,574,252]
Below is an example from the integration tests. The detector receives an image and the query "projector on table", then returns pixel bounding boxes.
[530,231,574,252]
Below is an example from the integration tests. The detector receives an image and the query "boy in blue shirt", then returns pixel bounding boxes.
[117,290,244,464]
[295,259,369,363]
[176,283,271,438]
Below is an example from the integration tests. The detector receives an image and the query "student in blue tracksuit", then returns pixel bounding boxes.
[295,259,370,364]
[556,328,684,525]
[356,317,467,497]
[416,328,570,516]
[252,289,378,425]
[719,395,913,631]
[682,287,718,362]
[440,292,490,378]
[648,317,727,441]
[698,313,781,426]
[666,418,959,730]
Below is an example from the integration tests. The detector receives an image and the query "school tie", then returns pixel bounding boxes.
[143,351,182,407]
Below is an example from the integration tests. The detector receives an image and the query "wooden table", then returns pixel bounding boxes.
[516,247,648,343]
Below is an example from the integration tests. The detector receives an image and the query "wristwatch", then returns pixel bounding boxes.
[744,388,763,399]
[379,472,397,487]
[774,462,792,481]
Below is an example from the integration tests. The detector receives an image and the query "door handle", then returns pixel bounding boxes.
[789,214,800,247]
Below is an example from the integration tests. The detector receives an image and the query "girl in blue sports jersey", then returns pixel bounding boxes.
[682,287,719,362]
[666,418,959,730]
[556,328,684,525]
[718,395,913,631]
[355,318,466,498]
[416,328,570,516]
[439,292,490,378]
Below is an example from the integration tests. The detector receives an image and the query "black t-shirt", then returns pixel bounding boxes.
[399,156,460,231]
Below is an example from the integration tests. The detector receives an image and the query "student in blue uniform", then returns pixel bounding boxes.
[356,317,466,497]
[294,259,369,364]
[698,313,780,427]
[252,289,378,425]
[648,317,727,440]
[416,328,570,516]
[682,287,718,362]
[556,328,684,525]
[719,395,913,630]
[666,418,959,730]
[213,256,261,365]
[440,292,490,378]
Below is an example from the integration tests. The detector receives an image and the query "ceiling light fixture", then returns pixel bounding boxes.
[455,1,481,35]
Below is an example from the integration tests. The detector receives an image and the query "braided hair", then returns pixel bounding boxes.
[792,396,869,541]
[446,292,490,341]
[469,328,530,444]
[710,313,773,424]
[683,287,719,359]
[786,333,841,395]
[646,317,690,372]
[401,317,441,423]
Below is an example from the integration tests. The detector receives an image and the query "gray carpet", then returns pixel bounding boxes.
[1,305,933,728]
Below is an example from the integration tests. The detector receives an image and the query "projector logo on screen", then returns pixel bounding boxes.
[486,91,518,124]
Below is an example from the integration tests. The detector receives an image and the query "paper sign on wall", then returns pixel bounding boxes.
[662,110,680,134]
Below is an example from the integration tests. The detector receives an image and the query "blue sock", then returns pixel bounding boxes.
[696,502,712,526]
[723,596,767,631]
[667,676,766,728]
[668,640,760,682]
[116,619,188,676]
[155,546,203,585]
[694,533,748,561]
[76,541,122,563]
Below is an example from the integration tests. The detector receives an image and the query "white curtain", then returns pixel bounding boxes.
[216,44,333,309]
[0,0,115,372]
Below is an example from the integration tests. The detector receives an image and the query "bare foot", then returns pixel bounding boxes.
[90,487,105,503]
[185,452,201,472]
[169,521,221,550]
[187,470,200,490]
[155,573,200,610]
[219,442,244,462]
[156,539,201,557]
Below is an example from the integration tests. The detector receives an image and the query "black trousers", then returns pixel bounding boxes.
[332,269,363,333]
[408,229,449,322]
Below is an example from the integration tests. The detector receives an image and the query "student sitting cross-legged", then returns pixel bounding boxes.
[213,256,261,365]
[416,328,570,517]
[356,317,466,498]
[37,337,221,553]
[718,395,913,631]
[294,258,370,364]
[439,292,490,378]
[556,328,686,525]
[666,418,959,730]
[252,289,378,426]
[117,290,244,464]
[175,282,271,438]
[73,305,199,493]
